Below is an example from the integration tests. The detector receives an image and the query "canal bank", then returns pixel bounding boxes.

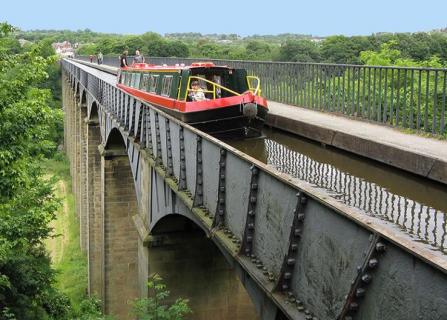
[266,101,447,185]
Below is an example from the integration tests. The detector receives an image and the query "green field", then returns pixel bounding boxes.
[44,156,88,313]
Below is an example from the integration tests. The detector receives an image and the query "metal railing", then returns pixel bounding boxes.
[76,55,447,135]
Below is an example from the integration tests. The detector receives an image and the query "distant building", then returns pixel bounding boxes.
[18,38,32,47]
[52,41,74,58]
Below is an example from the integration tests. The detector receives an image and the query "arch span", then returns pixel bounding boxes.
[149,214,259,320]
[105,127,126,151]
[89,101,99,122]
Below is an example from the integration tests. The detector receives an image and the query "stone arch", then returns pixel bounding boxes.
[89,101,99,123]
[100,125,139,318]
[75,81,80,99]
[149,214,259,320]
[80,89,87,106]
[105,127,126,151]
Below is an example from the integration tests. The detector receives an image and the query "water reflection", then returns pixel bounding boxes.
[228,129,447,253]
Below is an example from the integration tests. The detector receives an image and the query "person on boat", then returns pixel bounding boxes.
[133,50,145,63]
[189,81,206,101]
[119,50,128,67]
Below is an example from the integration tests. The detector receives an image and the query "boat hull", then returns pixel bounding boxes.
[117,84,268,138]
[163,104,268,138]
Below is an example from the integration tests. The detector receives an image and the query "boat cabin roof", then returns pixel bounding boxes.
[122,62,230,72]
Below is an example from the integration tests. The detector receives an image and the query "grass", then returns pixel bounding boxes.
[43,154,88,313]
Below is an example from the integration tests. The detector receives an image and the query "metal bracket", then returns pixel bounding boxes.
[337,234,387,320]
[275,192,307,292]
[154,112,162,166]
[178,127,187,190]
[193,135,203,207]
[139,105,146,147]
[240,165,260,256]
[165,119,174,177]
[212,148,227,228]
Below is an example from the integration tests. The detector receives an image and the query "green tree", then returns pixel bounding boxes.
[131,274,191,320]
[245,40,272,60]
[278,39,321,62]
[0,22,67,319]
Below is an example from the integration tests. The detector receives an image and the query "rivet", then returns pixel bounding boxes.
[355,287,365,298]
[287,258,295,266]
[220,149,226,155]
[282,284,288,290]
[248,223,255,230]
[284,272,292,279]
[297,214,305,221]
[291,243,298,251]
[250,196,257,203]
[251,183,258,190]
[368,258,379,269]
[294,228,302,237]
[220,186,225,192]
[198,158,202,164]
[301,197,307,205]
[349,302,359,311]
[248,210,255,216]
[247,236,253,242]
[196,136,201,141]
[361,274,372,284]
[220,162,225,168]
[218,209,224,216]
[304,310,310,315]
[220,174,225,179]
[376,242,386,252]
[219,198,224,204]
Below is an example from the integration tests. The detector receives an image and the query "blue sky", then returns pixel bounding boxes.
[2,0,446,36]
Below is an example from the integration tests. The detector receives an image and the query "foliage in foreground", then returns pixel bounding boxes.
[0,22,67,319]
[131,274,191,320]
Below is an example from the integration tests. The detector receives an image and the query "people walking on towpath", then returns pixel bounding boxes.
[97,51,103,65]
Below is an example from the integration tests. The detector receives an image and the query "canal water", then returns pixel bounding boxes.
[227,127,447,253]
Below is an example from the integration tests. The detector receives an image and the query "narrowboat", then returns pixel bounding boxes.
[116,62,268,138]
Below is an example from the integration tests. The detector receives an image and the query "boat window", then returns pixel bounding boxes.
[131,73,141,88]
[213,75,222,98]
[149,75,159,93]
[161,75,173,97]
[125,72,131,86]
[140,74,150,91]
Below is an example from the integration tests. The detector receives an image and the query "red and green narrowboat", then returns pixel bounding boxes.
[116,62,268,138]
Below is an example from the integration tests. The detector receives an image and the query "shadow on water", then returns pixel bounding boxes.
[226,127,447,253]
